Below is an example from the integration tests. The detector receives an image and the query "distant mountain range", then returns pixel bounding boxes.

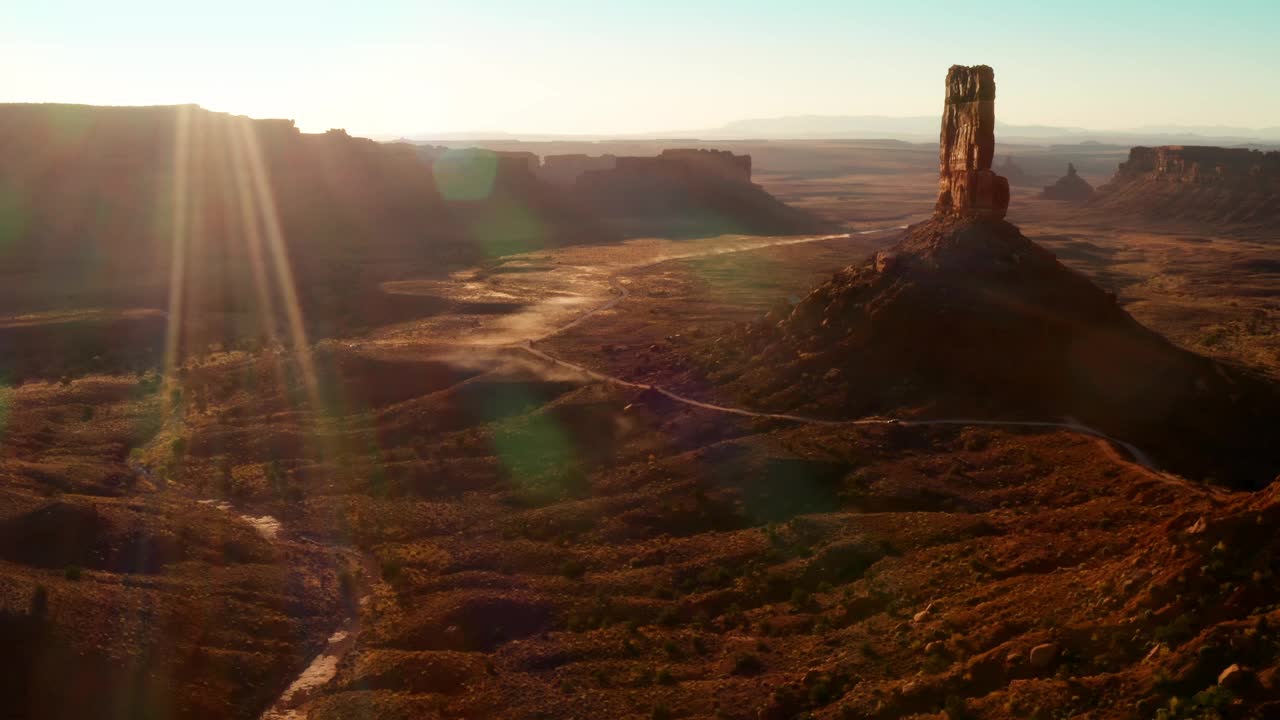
[396,116,1280,148]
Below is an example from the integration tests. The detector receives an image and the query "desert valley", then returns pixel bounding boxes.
[2,51,1280,720]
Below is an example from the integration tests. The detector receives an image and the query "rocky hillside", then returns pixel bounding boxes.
[703,67,1280,488]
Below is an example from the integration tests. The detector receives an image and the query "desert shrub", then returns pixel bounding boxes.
[560,559,585,580]
[64,565,82,581]
[732,652,764,675]
[380,558,402,582]
[944,695,971,719]
[29,586,48,617]
[1154,613,1196,645]
[1188,685,1234,713]
[651,703,673,720]
[654,667,675,685]
[337,570,357,605]
[652,585,676,600]
[809,677,836,705]
[924,653,950,673]
[697,565,733,589]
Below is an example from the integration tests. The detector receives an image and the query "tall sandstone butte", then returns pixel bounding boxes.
[935,64,1009,220]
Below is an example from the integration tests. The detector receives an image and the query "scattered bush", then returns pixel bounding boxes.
[732,652,764,676]
[29,586,48,617]
[944,695,971,720]
[560,558,586,580]
[337,570,357,605]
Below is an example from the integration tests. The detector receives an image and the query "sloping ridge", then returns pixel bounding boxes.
[729,215,1280,487]
[713,66,1279,488]
[1092,145,1280,227]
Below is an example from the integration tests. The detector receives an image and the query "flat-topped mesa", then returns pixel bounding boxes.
[1112,146,1280,187]
[935,64,1009,220]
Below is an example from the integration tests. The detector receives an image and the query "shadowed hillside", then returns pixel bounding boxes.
[0,104,822,382]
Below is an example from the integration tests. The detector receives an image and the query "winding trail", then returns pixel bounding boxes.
[260,545,380,720]
[513,225,1221,496]
[246,221,1219,717]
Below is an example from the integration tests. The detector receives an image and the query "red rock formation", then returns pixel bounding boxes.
[1111,145,1280,187]
[935,65,1009,220]
[656,148,752,183]
[1041,162,1095,201]
[602,148,753,185]
[706,64,1280,488]
[570,147,824,236]
[1095,145,1280,224]
[537,153,617,185]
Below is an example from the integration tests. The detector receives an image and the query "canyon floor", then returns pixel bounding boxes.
[3,165,1280,720]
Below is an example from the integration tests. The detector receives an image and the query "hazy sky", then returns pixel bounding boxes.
[5,0,1278,137]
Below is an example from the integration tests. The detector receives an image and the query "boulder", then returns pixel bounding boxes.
[1029,642,1059,669]
[1218,663,1255,690]
[912,602,935,623]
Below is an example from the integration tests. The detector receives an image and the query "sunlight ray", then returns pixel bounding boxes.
[161,104,192,403]
[228,117,282,346]
[234,119,323,412]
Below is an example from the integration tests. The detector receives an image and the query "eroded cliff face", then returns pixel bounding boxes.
[572,147,823,236]
[935,65,1009,220]
[1095,145,1280,225]
[1113,145,1280,186]
[537,154,617,185]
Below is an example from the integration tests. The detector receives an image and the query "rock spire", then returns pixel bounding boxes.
[935,65,1009,220]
